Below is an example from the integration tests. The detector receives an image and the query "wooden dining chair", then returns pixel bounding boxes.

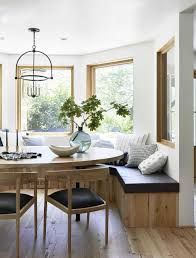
[0,171,38,258]
[43,165,110,258]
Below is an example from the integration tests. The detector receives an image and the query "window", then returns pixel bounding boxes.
[17,66,73,133]
[87,59,133,133]
[157,38,175,147]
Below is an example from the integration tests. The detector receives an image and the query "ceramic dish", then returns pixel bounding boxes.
[49,145,80,157]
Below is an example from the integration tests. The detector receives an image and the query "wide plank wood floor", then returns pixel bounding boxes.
[0,190,196,258]
[0,190,134,258]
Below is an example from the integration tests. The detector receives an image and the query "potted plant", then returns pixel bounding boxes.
[59,95,130,152]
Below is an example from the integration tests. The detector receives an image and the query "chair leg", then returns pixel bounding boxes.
[34,180,37,240]
[105,205,109,246]
[16,216,20,258]
[43,198,47,239]
[68,214,72,258]
[86,212,90,229]
[43,177,48,239]
[34,199,37,239]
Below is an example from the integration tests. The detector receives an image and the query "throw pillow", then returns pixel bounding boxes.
[115,133,148,153]
[22,136,45,146]
[125,144,157,168]
[138,151,168,175]
[106,152,128,166]
[92,139,114,149]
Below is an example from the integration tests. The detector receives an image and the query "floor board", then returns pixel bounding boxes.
[0,190,196,258]
[0,191,134,258]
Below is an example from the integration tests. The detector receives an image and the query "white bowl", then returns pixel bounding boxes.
[49,145,80,157]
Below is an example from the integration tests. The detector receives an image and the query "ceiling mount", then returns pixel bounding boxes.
[28,28,40,33]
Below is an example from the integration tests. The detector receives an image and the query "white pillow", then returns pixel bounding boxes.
[115,133,148,153]
[92,139,114,149]
[138,151,168,175]
[22,136,45,146]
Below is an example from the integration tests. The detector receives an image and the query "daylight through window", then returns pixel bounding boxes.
[87,60,133,133]
[17,66,73,133]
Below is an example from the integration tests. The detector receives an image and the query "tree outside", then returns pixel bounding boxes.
[21,68,72,132]
[95,62,134,133]
[20,64,133,134]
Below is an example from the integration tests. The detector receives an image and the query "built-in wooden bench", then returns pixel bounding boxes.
[28,164,180,228]
[108,166,179,227]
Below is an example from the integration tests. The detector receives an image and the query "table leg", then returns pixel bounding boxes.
[76,182,80,221]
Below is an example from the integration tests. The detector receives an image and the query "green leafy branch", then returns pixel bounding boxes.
[59,95,131,131]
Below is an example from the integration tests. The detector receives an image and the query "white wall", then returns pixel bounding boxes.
[0,41,155,142]
[154,15,179,181]
[154,11,194,226]
[82,41,155,142]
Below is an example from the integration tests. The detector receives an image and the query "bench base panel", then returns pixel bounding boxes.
[113,176,179,227]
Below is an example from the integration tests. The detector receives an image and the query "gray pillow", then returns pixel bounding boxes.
[22,136,45,146]
[125,144,157,168]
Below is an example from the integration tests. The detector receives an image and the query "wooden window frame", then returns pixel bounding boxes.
[16,65,74,135]
[86,58,133,98]
[157,38,175,148]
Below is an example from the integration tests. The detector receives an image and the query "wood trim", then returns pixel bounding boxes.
[160,139,175,148]
[16,66,74,133]
[158,37,175,54]
[157,37,175,148]
[86,58,133,99]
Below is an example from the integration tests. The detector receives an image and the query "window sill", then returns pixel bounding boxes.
[158,139,175,149]
[27,132,72,137]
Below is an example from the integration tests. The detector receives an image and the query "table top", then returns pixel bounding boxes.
[0,146,123,170]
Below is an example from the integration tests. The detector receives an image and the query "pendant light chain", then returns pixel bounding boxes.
[32,30,36,50]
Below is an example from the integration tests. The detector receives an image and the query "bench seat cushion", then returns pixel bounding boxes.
[109,166,179,193]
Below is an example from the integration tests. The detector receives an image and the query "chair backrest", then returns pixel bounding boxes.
[0,171,37,189]
[46,165,109,184]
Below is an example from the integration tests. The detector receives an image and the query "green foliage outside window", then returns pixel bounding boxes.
[95,62,133,133]
[21,69,71,132]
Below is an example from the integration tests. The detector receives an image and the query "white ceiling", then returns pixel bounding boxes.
[0,0,195,55]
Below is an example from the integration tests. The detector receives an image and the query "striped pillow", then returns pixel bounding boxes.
[115,133,148,153]
[125,144,157,168]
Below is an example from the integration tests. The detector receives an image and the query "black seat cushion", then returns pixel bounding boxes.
[49,188,104,209]
[0,193,33,214]
[109,166,179,193]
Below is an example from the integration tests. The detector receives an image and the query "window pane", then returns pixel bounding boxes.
[94,62,133,133]
[166,47,175,142]
[21,68,72,132]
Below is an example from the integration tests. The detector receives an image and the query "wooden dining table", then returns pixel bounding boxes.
[0,146,123,221]
[0,146,123,170]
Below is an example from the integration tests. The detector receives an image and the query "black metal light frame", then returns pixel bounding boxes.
[15,28,53,97]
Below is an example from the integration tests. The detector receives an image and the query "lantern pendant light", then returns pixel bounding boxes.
[15,28,53,98]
